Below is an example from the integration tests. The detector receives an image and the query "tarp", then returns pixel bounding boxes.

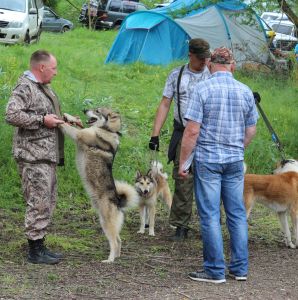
[105,11,190,65]
[175,5,269,65]
[106,0,270,65]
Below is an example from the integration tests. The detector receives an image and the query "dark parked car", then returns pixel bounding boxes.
[103,0,147,29]
[79,0,147,30]
[78,1,109,29]
[43,6,73,33]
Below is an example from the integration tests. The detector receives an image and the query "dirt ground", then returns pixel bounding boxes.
[0,211,298,300]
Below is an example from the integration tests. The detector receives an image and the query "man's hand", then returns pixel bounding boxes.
[43,114,64,129]
[149,136,159,151]
[178,165,190,179]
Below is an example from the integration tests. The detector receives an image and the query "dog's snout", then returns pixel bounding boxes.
[144,190,148,194]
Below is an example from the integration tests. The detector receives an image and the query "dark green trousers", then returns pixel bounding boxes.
[169,139,194,229]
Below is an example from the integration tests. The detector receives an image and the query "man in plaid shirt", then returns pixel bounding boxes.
[179,47,258,283]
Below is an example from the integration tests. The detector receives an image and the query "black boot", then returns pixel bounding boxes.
[28,239,60,265]
[41,238,63,259]
[169,226,188,241]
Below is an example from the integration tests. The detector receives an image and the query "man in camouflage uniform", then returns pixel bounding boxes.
[6,50,65,264]
[149,39,211,241]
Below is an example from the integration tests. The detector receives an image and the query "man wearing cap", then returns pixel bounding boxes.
[148,38,211,241]
[179,47,258,283]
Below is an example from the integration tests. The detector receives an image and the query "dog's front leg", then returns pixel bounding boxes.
[138,205,146,234]
[59,124,79,142]
[278,211,295,248]
[148,205,156,236]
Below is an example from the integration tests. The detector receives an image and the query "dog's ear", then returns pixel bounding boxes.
[147,169,154,179]
[109,111,120,120]
[135,170,142,179]
[106,111,121,133]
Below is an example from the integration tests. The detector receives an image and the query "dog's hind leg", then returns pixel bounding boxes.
[116,235,121,258]
[101,212,124,263]
[243,192,254,219]
[277,211,295,249]
[289,209,298,247]
[137,205,146,234]
[161,185,172,209]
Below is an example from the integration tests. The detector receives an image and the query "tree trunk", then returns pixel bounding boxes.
[88,0,92,30]
[277,0,298,28]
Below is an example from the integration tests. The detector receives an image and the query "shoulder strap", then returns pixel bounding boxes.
[177,65,185,125]
[38,83,62,118]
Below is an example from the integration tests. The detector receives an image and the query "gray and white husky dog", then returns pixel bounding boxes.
[60,108,139,263]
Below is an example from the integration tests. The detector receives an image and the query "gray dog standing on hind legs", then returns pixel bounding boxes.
[60,108,139,263]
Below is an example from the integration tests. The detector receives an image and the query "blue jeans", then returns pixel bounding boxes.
[194,160,248,279]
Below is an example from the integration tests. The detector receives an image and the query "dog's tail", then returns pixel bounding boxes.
[150,161,168,179]
[243,162,247,174]
[115,180,139,210]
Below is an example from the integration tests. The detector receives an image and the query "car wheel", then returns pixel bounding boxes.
[113,24,121,30]
[61,26,70,33]
[24,31,30,44]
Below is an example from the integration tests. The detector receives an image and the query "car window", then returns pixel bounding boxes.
[0,0,26,12]
[109,1,121,12]
[35,0,43,9]
[28,0,34,9]
[271,24,293,35]
[44,10,55,18]
[122,3,136,13]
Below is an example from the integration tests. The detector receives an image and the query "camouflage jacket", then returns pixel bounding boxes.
[5,73,64,164]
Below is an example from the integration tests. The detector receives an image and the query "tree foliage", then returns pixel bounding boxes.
[248,0,297,27]
[43,0,58,9]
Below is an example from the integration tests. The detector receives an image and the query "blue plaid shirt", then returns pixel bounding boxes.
[185,71,258,163]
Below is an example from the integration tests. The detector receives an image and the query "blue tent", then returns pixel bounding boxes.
[106,0,269,65]
[105,11,190,65]
[152,0,247,16]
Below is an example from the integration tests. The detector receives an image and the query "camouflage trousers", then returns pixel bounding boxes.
[17,161,57,240]
[169,139,194,229]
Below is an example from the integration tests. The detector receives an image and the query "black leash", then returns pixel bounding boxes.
[253,92,286,161]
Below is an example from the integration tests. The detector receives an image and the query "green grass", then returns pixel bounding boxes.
[0,28,297,260]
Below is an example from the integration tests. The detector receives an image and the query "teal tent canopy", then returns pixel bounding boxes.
[105,11,190,65]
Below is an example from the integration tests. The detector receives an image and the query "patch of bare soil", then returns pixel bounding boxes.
[1,216,298,300]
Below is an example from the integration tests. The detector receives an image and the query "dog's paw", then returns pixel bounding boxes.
[288,243,296,249]
[137,229,145,234]
[63,113,84,128]
[102,258,114,263]
[149,231,155,236]
[285,239,296,249]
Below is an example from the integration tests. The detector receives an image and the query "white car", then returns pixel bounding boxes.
[261,12,289,23]
[0,0,43,44]
[154,0,176,8]
[268,20,297,51]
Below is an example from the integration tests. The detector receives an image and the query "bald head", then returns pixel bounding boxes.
[30,50,57,84]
